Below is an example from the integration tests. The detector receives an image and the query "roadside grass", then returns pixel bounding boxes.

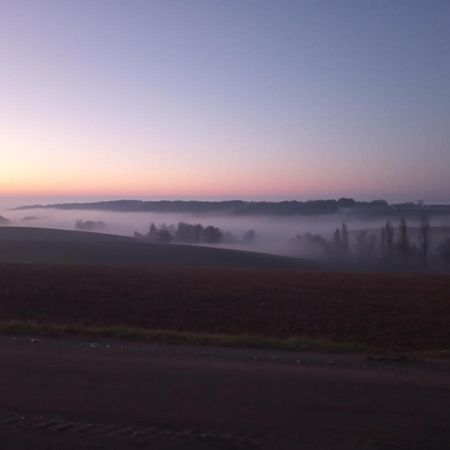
[0,320,376,353]
[0,320,447,357]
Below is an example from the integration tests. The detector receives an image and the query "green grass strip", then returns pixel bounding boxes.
[0,320,448,357]
[0,320,372,353]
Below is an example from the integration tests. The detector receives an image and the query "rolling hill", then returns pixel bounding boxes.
[0,227,317,269]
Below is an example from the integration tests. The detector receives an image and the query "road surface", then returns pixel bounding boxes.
[0,335,449,449]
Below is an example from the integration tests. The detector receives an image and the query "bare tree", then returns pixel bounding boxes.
[385,221,394,254]
[418,216,431,267]
[341,223,350,254]
[333,228,342,252]
[380,221,394,260]
[397,217,410,259]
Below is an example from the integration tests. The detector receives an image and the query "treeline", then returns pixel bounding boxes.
[18,198,390,215]
[293,217,450,268]
[75,220,106,231]
[135,222,256,245]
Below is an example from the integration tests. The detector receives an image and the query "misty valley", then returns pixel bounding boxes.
[1,199,450,272]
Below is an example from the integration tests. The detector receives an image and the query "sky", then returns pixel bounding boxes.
[1,0,449,202]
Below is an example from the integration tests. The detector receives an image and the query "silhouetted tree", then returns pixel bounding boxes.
[203,225,223,244]
[175,222,196,243]
[75,220,106,231]
[156,224,173,243]
[141,221,228,245]
[380,221,394,259]
[333,225,351,256]
[144,223,174,243]
[380,228,387,253]
[193,224,203,243]
[333,228,342,252]
[386,221,395,256]
[157,229,173,243]
[397,217,410,259]
[341,223,350,254]
[418,216,431,267]
[148,223,158,241]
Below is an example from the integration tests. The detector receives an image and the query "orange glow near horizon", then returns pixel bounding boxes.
[2,143,445,201]
[0,173,404,200]
[1,109,447,202]
[0,170,354,199]
[0,149,429,200]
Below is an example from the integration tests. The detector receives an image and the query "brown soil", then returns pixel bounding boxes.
[0,264,449,351]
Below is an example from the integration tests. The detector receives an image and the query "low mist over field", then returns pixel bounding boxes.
[2,198,450,267]
[1,203,349,254]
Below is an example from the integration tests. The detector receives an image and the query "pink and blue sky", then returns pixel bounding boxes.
[1,0,449,201]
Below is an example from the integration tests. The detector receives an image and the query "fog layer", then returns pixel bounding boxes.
[2,205,450,260]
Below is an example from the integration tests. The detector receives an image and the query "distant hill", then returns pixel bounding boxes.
[14,198,388,215]
[14,199,450,217]
[0,227,318,269]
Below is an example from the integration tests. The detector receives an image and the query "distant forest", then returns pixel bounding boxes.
[134,218,450,270]
[134,222,255,245]
[14,198,450,217]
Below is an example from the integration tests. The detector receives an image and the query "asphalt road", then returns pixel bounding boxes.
[0,335,449,449]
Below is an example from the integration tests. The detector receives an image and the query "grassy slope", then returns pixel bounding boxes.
[0,227,316,269]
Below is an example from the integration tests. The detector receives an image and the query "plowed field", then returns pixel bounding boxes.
[0,264,449,351]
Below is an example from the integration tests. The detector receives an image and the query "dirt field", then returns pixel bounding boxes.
[0,264,449,352]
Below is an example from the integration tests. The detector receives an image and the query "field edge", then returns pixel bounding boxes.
[0,320,372,352]
[2,319,448,357]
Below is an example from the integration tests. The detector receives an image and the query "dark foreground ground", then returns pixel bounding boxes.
[1,264,450,351]
[1,335,449,450]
